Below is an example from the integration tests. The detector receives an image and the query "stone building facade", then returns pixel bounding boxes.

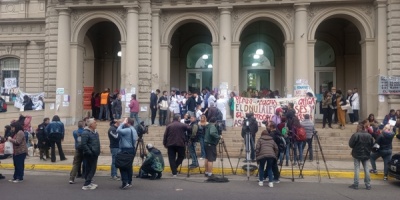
[0,0,399,124]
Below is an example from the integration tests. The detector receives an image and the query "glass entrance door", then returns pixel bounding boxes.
[187,72,201,93]
[314,68,335,119]
[186,69,212,92]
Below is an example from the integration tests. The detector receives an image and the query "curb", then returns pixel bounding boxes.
[0,164,385,180]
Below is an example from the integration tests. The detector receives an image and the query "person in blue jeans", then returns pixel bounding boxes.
[8,122,28,183]
[291,118,304,165]
[369,125,395,181]
[117,118,138,189]
[256,130,278,188]
[108,120,120,180]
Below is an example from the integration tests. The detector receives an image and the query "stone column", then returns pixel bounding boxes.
[270,68,275,90]
[361,39,377,119]
[308,40,316,92]
[285,41,294,97]
[55,8,71,119]
[375,0,389,119]
[151,9,161,91]
[124,6,139,94]
[294,3,309,84]
[218,7,232,89]
[160,44,171,92]
[212,42,219,89]
[70,43,84,123]
[231,42,240,93]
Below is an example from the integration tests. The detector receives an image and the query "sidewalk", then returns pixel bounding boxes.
[0,155,386,180]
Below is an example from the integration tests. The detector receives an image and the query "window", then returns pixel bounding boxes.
[0,58,20,88]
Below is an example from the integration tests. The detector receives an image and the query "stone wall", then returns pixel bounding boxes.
[387,0,400,108]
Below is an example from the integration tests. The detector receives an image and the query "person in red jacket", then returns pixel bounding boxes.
[129,94,140,124]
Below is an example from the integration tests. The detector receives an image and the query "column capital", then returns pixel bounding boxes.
[284,40,294,47]
[55,7,71,15]
[294,3,310,11]
[359,38,375,45]
[308,40,317,45]
[152,9,161,16]
[211,42,219,47]
[119,41,127,46]
[124,5,140,13]
[161,43,172,49]
[218,6,233,13]
[232,42,241,47]
[374,0,388,7]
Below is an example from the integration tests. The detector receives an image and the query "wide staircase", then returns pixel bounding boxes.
[61,121,400,161]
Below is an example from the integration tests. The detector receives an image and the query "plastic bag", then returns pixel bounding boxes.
[4,141,13,155]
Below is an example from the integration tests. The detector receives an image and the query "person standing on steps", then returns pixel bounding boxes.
[45,115,67,162]
[150,89,160,126]
[129,94,140,125]
[321,91,333,129]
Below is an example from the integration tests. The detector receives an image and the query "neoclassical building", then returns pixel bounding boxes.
[0,0,399,124]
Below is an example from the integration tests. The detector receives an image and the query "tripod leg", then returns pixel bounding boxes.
[315,134,331,179]
[234,142,245,175]
[290,141,295,182]
[222,141,235,175]
[187,143,190,178]
[279,145,287,175]
[219,142,225,178]
[299,137,311,179]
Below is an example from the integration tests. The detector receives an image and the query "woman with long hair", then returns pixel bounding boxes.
[336,90,347,129]
[7,121,28,183]
[321,91,332,128]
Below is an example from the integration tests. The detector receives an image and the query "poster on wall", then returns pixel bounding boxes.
[233,96,316,127]
[4,78,17,89]
[378,75,400,95]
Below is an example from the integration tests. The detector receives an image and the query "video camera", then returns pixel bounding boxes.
[136,121,149,139]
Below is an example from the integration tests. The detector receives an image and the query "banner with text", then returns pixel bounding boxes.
[13,89,45,109]
[378,75,400,95]
[233,96,316,127]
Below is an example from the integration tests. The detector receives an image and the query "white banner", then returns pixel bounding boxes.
[4,78,17,89]
[13,89,44,109]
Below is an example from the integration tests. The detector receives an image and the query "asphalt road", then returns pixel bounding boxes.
[0,170,399,200]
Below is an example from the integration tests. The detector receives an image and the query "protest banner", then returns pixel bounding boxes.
[233,96,316,127]
[13,89,45,109]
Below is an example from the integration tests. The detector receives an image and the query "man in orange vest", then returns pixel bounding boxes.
[99,88,110,121]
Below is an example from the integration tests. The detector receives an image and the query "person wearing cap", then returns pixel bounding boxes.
[138,143,165,180]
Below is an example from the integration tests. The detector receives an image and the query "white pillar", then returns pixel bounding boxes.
[218,7,232,89]
[294,3,309,83]
[375,0,389,119]
[70,43,84,123]
[55,8,71,119]
[125,6,139,94]
[270,68,275,90]
[231,42,240,93]
[160,44,171,92]
[212,42,219,89]
[308,40,316,92]
[152,9,161,91]
[361,39,377,119]
[285,41,294,97]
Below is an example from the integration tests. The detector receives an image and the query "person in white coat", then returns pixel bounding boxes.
[216,94,227,130]
[351,88,360,124]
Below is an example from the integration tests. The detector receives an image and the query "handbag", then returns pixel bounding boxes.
[115,129,135,169]
[4,141,13,155]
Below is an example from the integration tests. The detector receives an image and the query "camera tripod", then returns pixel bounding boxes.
[217,138,235,178]
[299,132,331,182]
[234,131,255,180]
[134,137,146,164]
[179,140,202,177]
[278,136,303,182]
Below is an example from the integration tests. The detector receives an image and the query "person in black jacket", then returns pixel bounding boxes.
[241,112,258,162]
[36,118,50,161]
[22,95,33,111]
[108,120,120,180]
[112,94,122,120]
[186,92,197,118]
[267,121,283,183]
[369,124,395,181]
[163,114,191,176]
[150,89,160,125]
[158,91,168,126]
[81,118,101,190]
[348,124,374,190]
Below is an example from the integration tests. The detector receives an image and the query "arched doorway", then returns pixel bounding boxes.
[83,21,121,93]
[239,20,284,97]
[314,18,362,119]
[170,22,213,92]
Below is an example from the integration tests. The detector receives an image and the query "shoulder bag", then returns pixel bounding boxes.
[115,128,136,169]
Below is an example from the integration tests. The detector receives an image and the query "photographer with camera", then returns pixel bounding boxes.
[241,113,258,162]
[188,116,200,168]
[163,114,192,177]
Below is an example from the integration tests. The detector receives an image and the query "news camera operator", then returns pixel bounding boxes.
[163,114,191,177]
[188,116,200,168]
[241,112,258,162]
[137,144,165,180]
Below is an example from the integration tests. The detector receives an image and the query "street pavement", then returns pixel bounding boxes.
[0,170,399,200]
